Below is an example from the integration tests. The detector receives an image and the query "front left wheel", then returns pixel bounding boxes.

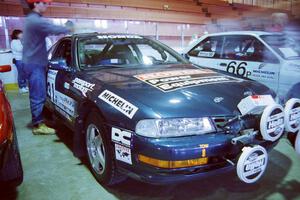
[85,111,126,186]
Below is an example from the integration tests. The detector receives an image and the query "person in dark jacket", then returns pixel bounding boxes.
[23,0,72,135]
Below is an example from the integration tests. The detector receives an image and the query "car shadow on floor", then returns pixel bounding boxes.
[52,124,299,200]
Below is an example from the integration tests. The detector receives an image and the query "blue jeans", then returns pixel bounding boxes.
[15,60,27,88]
[23,63,47,126]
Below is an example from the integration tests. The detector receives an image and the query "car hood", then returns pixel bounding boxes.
[87,64,271,117]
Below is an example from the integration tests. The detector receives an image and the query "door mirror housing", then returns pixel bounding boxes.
[181,53,190,60]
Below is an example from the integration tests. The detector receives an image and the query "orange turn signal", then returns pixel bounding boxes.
[138,154,208,169]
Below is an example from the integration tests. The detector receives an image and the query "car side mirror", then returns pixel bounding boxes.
[182,53,190,60]
[0,65,11,73]
[49,58,72,71]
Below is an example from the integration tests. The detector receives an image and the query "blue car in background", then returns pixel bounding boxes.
[45,33,300,186]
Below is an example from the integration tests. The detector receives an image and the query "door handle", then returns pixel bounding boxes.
[219,63,227,67]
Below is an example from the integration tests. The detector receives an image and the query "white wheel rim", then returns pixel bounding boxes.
[86,124,106,175]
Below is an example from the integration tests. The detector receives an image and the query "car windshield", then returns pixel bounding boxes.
[261,34,300,60]
[77,35,187,69]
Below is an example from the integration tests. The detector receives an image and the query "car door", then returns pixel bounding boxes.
[187,36,224,69]
[47,38,78,123]
[202,35,280,93]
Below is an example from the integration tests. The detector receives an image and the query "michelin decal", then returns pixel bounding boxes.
[98,90,138,119]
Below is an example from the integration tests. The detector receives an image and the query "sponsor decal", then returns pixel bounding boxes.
[253,70,275,75]
[97,35,142,39]
[214,97,224,103]
[135,69,240,92]
[252,68,275,80]
[198,51,215,58]
[135,69,213,80]
[72,78,95,97]
[243,90,253,97]
[260,104,285,141]
[55,91,76,117]
[115,143,132,164]
[112,128,132,164]
[55,105,72,121]
[64,82,70,90]
[199,144,209,158]
[99,90,138,119]
[237,146,268,184]
[47,70,76,118]
[111,127,131,147]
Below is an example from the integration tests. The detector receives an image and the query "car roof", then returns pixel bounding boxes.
[72,32,144,38]
[202,31,281,37]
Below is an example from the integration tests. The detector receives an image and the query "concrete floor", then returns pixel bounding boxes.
[1,91,300,200]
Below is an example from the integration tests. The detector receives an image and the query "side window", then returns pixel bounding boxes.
[249,40,279,63]
[187,36,222,59]
[222,36,243,60]
[222,36,279,63]
[52,40,72,66]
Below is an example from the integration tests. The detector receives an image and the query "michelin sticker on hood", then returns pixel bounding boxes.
[98,90,138,119]
[72,78,95,97]
[134,69,241,92]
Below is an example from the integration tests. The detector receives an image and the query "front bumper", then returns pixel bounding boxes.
[115,132,278,185]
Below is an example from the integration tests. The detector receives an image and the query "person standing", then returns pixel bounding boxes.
[11,29,28,94]
[23,0,72,135]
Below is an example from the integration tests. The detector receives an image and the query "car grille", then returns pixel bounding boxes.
[211,116,234,130]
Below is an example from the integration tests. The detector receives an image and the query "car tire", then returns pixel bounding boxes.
[0,125,23,188]
[85,111,126,186]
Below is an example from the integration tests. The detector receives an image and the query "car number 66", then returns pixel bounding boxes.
[226,61,251,77]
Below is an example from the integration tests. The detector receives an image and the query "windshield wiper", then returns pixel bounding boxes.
[153,60,179,65]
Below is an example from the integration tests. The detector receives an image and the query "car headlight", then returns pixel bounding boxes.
[135,117,215,138]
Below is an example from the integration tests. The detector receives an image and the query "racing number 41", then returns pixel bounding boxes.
[226,61,251,77]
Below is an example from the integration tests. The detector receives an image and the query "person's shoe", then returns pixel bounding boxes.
[19,87,29,94]
[32,123,56,135]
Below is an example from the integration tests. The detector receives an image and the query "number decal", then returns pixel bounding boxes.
[47,70,58,103]
[237,62,246,76]
[226,61,236,74]
[226,61,251,77]
[46,69,76,117]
